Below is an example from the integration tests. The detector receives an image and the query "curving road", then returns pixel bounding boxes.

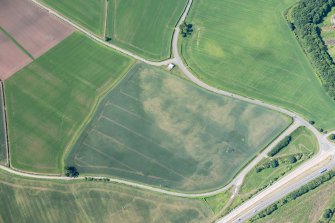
[2,0,332,218]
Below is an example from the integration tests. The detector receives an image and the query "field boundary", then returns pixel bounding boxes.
[0,27,34,59]
[0,81,9,167]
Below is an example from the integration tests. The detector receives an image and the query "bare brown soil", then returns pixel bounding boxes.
[0,0,74,58]
[0,32,32,80]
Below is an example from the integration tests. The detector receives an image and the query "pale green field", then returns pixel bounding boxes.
[5,33,134,173]
[66,63,290,192]
[0,170,215,223]
[253,175,335,223]
[40,0,105,36]
[182,0,335,130]
[107,0,188,60]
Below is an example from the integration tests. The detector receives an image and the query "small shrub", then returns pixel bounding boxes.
[288,155,297,164]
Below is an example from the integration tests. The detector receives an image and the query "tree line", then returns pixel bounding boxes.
[289,0,335,99]
[268,135,292,157]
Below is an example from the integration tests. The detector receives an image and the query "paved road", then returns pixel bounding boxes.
[10,0,334,217]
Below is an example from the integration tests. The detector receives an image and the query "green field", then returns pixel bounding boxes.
[0,170,216,223]
[66,63,290,192]
[40,0,105,36]
[182,0,335,130]
[253,174,335,223]
[107,0,188,60]
[5,32,134,173]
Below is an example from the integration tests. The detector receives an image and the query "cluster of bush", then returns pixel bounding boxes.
[289,0,335,99]
[64,166,79,178]
[256,159,279,173]
[252,170,335,221]
[323,208,334,221]
[256,153,301,173]
[180,22,193,37]
[268,136,292,157]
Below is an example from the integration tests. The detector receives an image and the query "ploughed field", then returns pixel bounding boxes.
[0,170,214,223]
[66,63,290,192]
[182,0,335,130]
[0,0,73,59]
[0,30,32,80]
[5,33,134,173]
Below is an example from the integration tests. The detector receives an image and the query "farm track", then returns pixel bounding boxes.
[1,0,334,220]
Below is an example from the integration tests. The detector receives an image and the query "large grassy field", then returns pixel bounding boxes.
[106,0,188,60]
[252,174,335,223]
[40,0,105,36]
[66,63,290,192]
[5,32,134,173]
[182,0,335,130]
[0,170,215,223]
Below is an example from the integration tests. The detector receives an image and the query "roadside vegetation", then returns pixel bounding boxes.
[66,63,290,192]
[288,0,335,99]
[0,170,214,223]
[181,0,335,130]
[40,0,105,36]
[5,32,134,173]
[250,170,335,223]
[224,127,318,215]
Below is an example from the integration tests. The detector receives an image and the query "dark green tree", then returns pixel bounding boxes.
[323,209,333,219]
[64,166,79,178]
[270,159,279,168]
[288,155,297,164]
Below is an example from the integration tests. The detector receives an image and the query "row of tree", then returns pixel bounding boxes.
[289,0,335,99]
[252,170,335,220]
[268,135,292,157]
